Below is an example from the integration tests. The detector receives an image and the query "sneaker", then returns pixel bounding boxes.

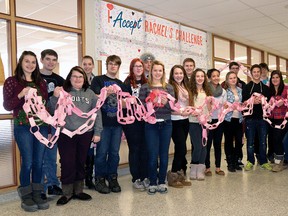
[48,185,63,195]
[147,185,157,195]
[237,159,244,166]
[157,184,168,194]
[133,179,145,190]
[142,178,150,189]
[95,177,110,194]
[261,163,272,171]
[244,161,254,171]
[108,175,121,193]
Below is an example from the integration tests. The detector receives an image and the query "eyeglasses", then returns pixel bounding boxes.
[134,65,143,68]
[71,75,84,79]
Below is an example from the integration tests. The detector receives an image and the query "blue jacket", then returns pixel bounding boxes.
[225,87,243,123]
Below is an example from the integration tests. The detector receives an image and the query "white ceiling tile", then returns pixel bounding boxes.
[256,1,288,16]
[240,0,287,7]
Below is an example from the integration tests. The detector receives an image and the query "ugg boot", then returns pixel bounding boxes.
[196,164,206,181]
[85,155,95,189]
[189,164,198,180]
[73,180,92,201]
[272,159,284,172]
[167,170,183,188]
[57,184,73,206]
[177,170,191,186]
[17,185,38,212]
[31,183,49,210]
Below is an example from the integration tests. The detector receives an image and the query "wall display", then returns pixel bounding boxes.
[95,0,208,80]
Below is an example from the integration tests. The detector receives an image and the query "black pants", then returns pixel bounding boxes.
[269,119,287,156]
[123,120,148,182]
[223,119,243,161]
[205,119,224,168]
[171,119,189,172]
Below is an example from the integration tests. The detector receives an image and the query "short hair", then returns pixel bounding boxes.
[207,68,220,79]
[183,58,195,66]
[41,49,58,59]
[140,52,155,62]
[228,62,239,69]
[259,63,269,71]
[106,55,121,68]
[82,55,94,65]
[250,64,261,74]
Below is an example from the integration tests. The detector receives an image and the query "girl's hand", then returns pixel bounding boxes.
[53,86,62,97]
[18,87,31,99]
[161,96,168,105]
[92,135,101,143]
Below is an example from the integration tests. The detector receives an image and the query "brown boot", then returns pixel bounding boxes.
[167,170,183,188]
[177,170,191,186]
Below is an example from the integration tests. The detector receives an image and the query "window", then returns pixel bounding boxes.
[279,58,287,73]
[235,44,247,64]
[15,0,78,28]
[214,37,230,60]
[0,0,9,14]
[251,49,262,65]
[268,54,277,71]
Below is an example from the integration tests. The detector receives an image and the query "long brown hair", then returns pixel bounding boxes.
[168,65,192,101]
[124,58,147,88]
[189,68,211,106]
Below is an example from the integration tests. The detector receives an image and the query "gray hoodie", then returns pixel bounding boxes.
[49,88,102,136]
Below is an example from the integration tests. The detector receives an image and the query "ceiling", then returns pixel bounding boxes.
[111,0,288,59]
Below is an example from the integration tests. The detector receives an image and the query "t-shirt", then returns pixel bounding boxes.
[40,72,65,99]
[90,74,128,126]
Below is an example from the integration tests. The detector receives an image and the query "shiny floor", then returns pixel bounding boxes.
[0,151,287,216]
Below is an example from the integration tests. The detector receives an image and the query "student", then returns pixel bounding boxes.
[3,51,49,212]
[189,69,212,181]
[242,64,271,171]
[81,55,96,189]
[259,63,269,85]
[49,66,102,205]
[268,70,288,172]
[167,65,192,187]
[90,55,127,194]
[123,58,149,190]
[223,71,243,172]
[82,55,96,85]
[183,58,195,80]
[139,60,174,195]
[40,49,64,199]
[140,52,155,78]
[205,69,226,176]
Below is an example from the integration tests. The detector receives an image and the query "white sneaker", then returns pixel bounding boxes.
[147,185,157,195]
[157,184,168,194]
[133,179,145,190]
[142,178,150,189]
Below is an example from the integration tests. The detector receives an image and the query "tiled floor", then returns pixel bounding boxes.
[0,152,287,216]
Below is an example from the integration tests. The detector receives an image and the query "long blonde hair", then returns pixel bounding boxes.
[147,60,167,88]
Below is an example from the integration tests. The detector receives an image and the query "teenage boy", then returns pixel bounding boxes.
[183,58,195,80]
[90,55,129,194]
[242,64,271,171]
[40,49,65,199]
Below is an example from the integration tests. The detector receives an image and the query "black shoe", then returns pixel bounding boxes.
[85,179,95,189]
[237,160,244,166]
[73,192,92,201]
[228,165,236,172]
[48,185,63,195]
[234,164,242,170]
[41,193,47,200]
[95,177,110,194]
[56,195,73,206]
[108,175,121,193]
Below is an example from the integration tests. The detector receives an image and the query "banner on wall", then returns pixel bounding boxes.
[95,0,208,79]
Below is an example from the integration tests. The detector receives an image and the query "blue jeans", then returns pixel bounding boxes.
[283,131,288,161]
[145,120,172,185]
[42,128,60,191]
[94,126,122,178]
[245,118,268,165]
[14,125,48,187]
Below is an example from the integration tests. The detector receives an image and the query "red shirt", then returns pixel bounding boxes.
[270,85,288,119]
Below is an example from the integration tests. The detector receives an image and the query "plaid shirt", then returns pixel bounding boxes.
[270,85,288,119]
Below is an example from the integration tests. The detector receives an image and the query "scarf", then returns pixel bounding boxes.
[209,82,223,97]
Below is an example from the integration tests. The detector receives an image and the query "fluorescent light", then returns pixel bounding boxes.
[29,40,67,49]
[17,23,61,34]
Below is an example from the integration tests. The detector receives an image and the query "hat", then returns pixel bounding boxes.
[140,52,155,62]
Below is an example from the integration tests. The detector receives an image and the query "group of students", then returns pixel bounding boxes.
[3,50,288,212]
